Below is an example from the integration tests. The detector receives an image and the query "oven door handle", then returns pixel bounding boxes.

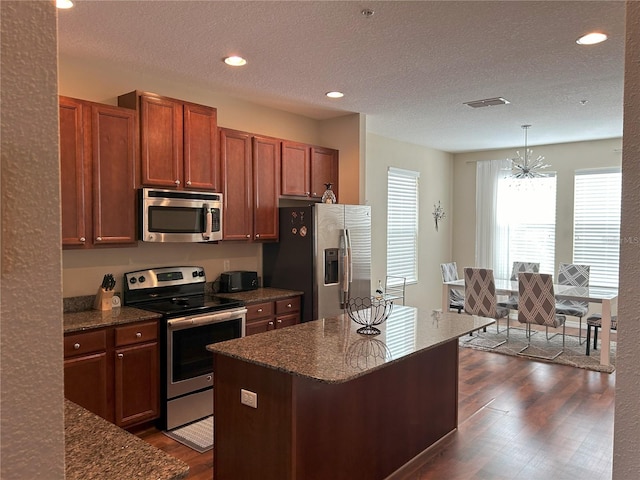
[167,308,247,330]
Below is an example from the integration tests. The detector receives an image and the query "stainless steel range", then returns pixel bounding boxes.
[123,266,246,430]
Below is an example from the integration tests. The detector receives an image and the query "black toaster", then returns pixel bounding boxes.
[219,271,259,293]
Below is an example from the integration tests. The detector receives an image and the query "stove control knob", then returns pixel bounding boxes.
[192,270,198,278]
[138,275,146,283]
[198,271,205,277]
[129,277,137,284]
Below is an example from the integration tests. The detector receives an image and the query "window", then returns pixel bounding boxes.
[573,168,621,288]
[496,175,557,277]
[387,167,419,284]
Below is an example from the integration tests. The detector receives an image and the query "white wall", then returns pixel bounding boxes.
[452,137,622,278]
[365,133,454,311]
[0,1,64,478]
[613,2,640,477]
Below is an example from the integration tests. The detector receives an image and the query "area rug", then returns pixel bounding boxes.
[459,326,616,373]
[163,415,213,453]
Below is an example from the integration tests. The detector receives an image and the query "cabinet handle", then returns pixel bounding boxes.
[96,237,102,241]
[287,303,292,308]
[277,319,282,324]
[136,332,142,338]
[74,343,80,350]
[175,179,180,185]
[268,321,274,326]
[257,308,263,313]
[117,353,124,359]
[186,180,192,186]
[305,192,310,196]
[312,192,317,196]
[246,234,250,238]
[79,237,86,243]
[255,234,260,239]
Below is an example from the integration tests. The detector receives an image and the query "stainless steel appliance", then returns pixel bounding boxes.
[123,266,246,430]
[263,204,371,322]
[139,187,223,242]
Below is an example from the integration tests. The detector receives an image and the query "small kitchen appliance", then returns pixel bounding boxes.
[123,266,246,430]
[219,270,259,293]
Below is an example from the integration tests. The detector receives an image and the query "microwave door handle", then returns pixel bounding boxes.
[202,203,212,240]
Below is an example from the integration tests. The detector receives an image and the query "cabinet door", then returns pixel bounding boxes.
[246,317,276,336]
[281,141,310,197]
[310,146,339,200]
[275,313,299,330]
[91,104,137,246]
[183,103,220,191]
[139,94,183,188]
[114,342,160,427]
[253,136,280,241]
[64,352,110,422]
[220,128,253,240]
[59,97,91,248]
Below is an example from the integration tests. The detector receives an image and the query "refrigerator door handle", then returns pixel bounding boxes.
[340,229,350,307]
[345,229,353,286]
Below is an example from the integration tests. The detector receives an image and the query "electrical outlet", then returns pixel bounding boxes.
[240,389,257,409]
[223,260,230,271]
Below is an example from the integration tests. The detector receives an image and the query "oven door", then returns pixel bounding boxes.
[166,308,246,399]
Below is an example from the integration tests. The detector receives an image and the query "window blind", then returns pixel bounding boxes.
[573,169,621,288]
[496,175,557,276]
[387,167,419,283]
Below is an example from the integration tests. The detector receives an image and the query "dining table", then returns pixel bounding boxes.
[442,278,618,367]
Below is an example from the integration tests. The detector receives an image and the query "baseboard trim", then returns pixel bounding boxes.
[384,429,457,480]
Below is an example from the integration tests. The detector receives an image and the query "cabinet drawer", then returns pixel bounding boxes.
[246,302,274,321]
[275,296,300,315]
[64,329,107,358]
[115,321,158,347]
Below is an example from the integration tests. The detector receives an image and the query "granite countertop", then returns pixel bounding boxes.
[64,307,161,334]
[65,400,189,480]
[214,286,304,304]
[208,306,494,384]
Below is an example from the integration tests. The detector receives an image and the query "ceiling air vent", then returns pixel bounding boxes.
[463,97,511,108]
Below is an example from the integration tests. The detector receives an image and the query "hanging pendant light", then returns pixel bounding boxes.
[509,124,550,179]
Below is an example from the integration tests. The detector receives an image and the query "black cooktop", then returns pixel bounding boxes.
[135,295,243,318]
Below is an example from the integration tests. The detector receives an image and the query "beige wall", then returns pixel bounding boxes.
[58,55,363,296]
[613,2,640,477]
[365,134,454,311]
[452,137,622,277]
[1,1,64,478]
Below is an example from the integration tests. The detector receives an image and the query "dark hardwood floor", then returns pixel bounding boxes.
[137,346,615,480]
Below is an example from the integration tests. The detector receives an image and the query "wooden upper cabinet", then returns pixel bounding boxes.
[183,103,220,191]
[253,136,280,241]
[59,97,90,247]
[91,104,137,246]
[220,128,253,240]
[59,96,137,248]
[281,141,310,197]
[118,91,220,191]
[220,128,280,242]
[139,94,183,188]
[310,146,339,200]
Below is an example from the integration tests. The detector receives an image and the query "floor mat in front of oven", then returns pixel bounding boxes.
[163,415,213,453]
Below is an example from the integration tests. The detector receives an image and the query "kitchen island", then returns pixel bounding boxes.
[208,306,493,480]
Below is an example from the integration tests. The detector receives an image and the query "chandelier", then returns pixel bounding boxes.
[509,124,550,179]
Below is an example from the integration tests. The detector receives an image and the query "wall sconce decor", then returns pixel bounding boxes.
[432,201,445,231]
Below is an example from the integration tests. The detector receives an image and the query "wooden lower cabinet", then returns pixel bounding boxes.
[245,296,301,336]
[64,320,160,428]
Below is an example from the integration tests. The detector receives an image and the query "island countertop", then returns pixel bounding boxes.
[208,306,493,384]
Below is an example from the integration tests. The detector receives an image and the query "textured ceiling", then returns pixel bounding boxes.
[57,0,626,153]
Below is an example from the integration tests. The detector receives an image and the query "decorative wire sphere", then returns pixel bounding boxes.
[346,296,394,335]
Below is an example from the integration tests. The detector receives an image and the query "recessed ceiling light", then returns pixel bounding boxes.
[224,56,247,67]
[326,91,344,99]
[576,32,608,45]
[56,0,74,9]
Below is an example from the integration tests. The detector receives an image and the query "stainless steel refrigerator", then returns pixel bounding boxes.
[263,204,372,322]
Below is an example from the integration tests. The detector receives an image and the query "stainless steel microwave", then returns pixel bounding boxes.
[139,188,223,243]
